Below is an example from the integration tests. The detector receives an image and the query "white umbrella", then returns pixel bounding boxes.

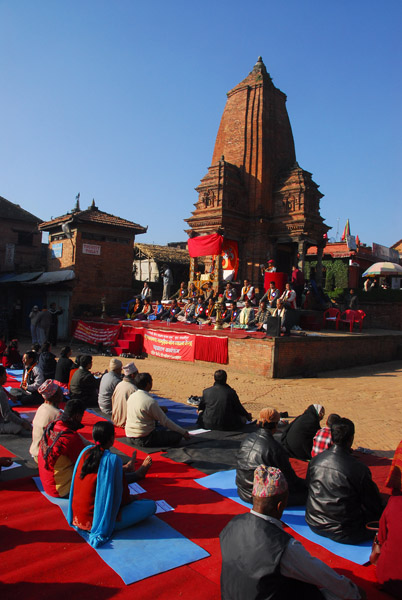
[362,262,402,277]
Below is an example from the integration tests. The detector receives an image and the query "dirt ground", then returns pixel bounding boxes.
[83,350,401,458]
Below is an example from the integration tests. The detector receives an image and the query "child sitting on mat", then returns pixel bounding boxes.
[68,420,155,548]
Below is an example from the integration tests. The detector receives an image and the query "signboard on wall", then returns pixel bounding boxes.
[82,243,101,256]
[4,243,15,268]
[372,243,399,263]
[51,243,63,258]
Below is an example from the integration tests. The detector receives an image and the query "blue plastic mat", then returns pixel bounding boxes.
[6,368,23,380]
[33,477,209,584]
[194,469,372,565]
[155,397,199,428]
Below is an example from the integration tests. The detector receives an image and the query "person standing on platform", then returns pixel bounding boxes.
[162,264,173,301]
[266,259,277,272]
[291,266,305,308]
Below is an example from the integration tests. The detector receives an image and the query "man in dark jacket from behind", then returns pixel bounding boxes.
[69,355,100,407]
[220,465,364,600]
[236,407,307,505]
[281,403,324,460]
[197,369,251,431]
[305,417,383,544]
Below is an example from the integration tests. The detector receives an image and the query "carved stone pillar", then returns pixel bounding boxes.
[297,240,306,274]
[189,257,198,284]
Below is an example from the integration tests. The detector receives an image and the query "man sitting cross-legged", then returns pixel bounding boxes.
[305,417,384,544]
[311,412,341,458]
[8,350,44,405]
[111,362,138,428]
[0,365,32,435]
[221,465,366,600]
[197,369,251,431]
[125,373,190,447]
[236,407,307,505]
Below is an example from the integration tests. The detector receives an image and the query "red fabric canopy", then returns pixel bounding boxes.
[188,234,223,257]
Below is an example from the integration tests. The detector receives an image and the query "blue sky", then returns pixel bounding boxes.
[1,0,401,247]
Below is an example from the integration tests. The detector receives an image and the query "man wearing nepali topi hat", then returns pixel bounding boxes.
[98,358,123,417]
[220,465,365,600]
[30,379,63,461]
[111,362,138,428]
[236,407,307,506]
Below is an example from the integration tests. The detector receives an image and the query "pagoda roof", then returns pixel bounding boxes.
[0,195,42,224]
[39,201,147,234]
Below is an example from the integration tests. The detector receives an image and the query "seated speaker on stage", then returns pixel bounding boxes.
[170,281,188,301]
[184,282,197,302]
[222,301,240,328]
[160,299,181,322]
[223,282,237,303]
[248,300,270,331]
[197,298,216,325]
[260,281,280,308]
[236,299,255,329]
[280,283,297,310]
[176,297,196,323]
[239,279,256,305]
[202,281,216,303]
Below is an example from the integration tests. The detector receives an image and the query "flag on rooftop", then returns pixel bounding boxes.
[341,219,350,241]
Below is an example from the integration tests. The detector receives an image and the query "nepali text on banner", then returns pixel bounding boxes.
[143,329,195,362]
[73,321,121,346]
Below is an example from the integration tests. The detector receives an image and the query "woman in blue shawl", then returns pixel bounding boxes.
[68,420,156,548]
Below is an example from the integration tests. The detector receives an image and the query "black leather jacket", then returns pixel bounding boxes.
[305,445,383,543]
[236,428,305,503]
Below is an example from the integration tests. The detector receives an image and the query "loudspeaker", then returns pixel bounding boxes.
[265,316,281,336]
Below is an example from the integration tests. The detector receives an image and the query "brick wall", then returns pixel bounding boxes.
[359,302,402,330]
[0,218,42,272]
[272,334,402,378]
[226,337,275,376]
[48,228,134,316]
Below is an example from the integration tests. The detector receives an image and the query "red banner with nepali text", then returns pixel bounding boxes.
[143,329,195,362]
[73,320,121,346]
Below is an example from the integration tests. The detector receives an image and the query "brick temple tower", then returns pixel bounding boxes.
[185,57,329,286]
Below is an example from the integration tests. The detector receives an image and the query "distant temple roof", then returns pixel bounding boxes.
[0,195,42,224]
[134,243,192,265]
[39,200,147,233]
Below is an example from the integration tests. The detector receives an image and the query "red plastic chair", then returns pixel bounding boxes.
[322,307,340,329]
[337,309,366,332]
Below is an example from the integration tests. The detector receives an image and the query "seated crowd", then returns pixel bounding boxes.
[0,348,400,598]
[123,276,314,335]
